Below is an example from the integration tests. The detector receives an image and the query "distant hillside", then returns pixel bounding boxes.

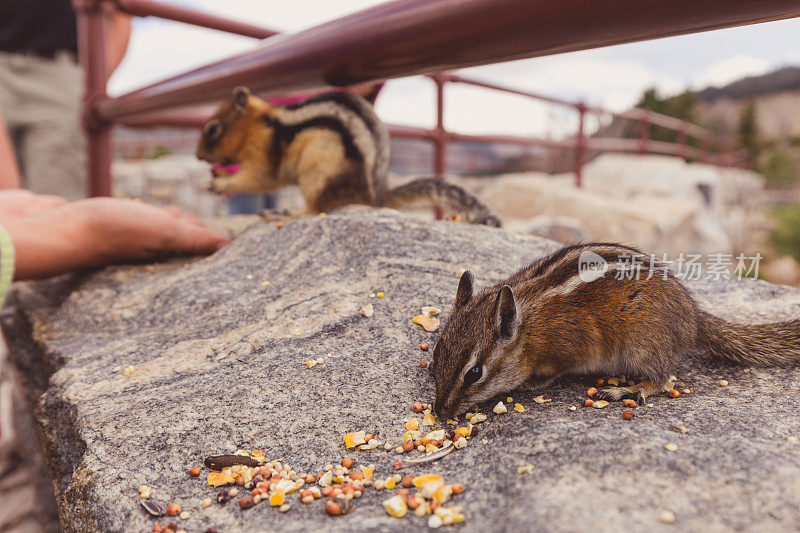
[696,66,800,104]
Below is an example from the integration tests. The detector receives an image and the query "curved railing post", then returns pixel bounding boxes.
[432,73,447,219]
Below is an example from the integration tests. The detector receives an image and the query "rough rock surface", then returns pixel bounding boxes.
[3,207,800,533]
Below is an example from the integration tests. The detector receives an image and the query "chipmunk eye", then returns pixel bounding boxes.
[464,364,482,386]
[205,120,222,141]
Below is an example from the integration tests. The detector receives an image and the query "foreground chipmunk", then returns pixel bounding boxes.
[430,242,800,418]
[196,87,500,226]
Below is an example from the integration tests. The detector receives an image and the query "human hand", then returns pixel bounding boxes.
[3,198,230,280]
[0,190,67,220]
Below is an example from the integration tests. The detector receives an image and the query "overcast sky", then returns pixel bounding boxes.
[108,1,800,138]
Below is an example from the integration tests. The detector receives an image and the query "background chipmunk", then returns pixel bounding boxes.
[430,242,800,418]
[196,87,501,226]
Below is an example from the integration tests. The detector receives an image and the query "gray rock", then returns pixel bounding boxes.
[3,207,800,533]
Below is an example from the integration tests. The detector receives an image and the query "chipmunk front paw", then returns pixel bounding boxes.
[597,386,647,405]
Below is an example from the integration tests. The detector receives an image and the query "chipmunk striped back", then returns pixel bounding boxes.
[430,242,800,418]
[196,87,500,226]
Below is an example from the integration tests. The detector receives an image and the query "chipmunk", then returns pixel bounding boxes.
[195,87,501,226]
[430,242,800,418]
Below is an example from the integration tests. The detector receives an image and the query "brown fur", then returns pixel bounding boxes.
[430,242,800,418]
[196,87,500,226]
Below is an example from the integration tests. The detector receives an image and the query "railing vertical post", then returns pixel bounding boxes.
[75,0,112,197]
[432,73,446,219]
[701,134,712,163]
[574,103,586,187]
[677,123,688,160]
[638,110,650,154]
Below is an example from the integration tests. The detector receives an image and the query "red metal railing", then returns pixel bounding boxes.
[76,0,800,197]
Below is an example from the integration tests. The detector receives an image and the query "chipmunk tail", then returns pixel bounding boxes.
[380,177,501,227]
[698,311,800,366]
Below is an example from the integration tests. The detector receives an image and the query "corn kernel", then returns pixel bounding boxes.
[383,495,408,518]
[384,477,396,489]
[493,401,507,414]
[207,472,234,487]
[514,403,525,413]
[431,484,453,503]
[422,411,435,426]
[270,489,285,506]
[360,464,374,481]
[344,431,366,448]
[406,418,419,431]
[517,464,535,474]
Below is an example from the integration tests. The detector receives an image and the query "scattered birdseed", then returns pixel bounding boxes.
[592,400,609,409]
[419,361,428,368]
[669,424,689,434]
[664,443,678,452]
[586,387,598,398]
[179,511,190,520]
[718,380,729,387]
[622,399,636,408]
[660,510,676,524]
[568,406,577,411]
[123,366,135,376]
[305,360,317,369]
[360,303,374,317]
[383,495,408,517]
[279,504,291,513]
[139,485,152,499]
[201,498,212,509]
[260,281,271,287]
[607,377,620,386]
[421,306,441,317]
[622,410,634,420]
[420,343,429,351]
[493,401,508,414]
[189,467,201,477]
[344,431,367,448]
[514,403,525,412]
[316,357,324,365]
[412,315,440,332]
[668,389,680,398]
[376,292,385,298]
[517,464,535,474]
[140,499,164,517]
[682,388,691,394]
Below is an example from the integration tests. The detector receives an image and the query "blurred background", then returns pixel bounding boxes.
[104,1,800,287]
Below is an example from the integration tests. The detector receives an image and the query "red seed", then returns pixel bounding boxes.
[584,399,594,407]
[189,467,201,477]
[166,503,181,516]
[401,475,415,488]
[451,483,464,494]
[392,459,403,470]
[622,399,637,408]
[587,387,598,398]
[325,500,342,516]
[419,361,428,368]
[413,402,424,413]
[403,440,414,452]
[595,378,605,386]
[420,343,429,351]
[668,389,680,398]
[238,496,254,509]
[622,410,634,420]
[341,457,354,469]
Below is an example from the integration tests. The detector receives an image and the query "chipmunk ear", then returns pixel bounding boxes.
[455,270,474,310]
[492,285,518,339]
[233,86,251,113]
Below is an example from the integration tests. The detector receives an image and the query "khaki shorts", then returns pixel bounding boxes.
[0,50,86,200]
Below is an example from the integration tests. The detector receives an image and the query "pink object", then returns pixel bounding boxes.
[213,162,242,175]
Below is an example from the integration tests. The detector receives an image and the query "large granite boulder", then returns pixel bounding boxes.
[3,208,800,532]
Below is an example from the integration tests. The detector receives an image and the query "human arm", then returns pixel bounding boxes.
[0,107,21,189]
[1,197,229,280]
